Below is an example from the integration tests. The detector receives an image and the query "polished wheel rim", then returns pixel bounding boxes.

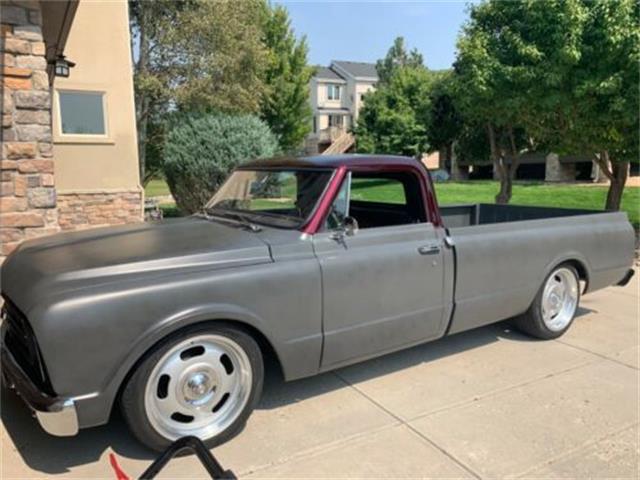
[144,334,252,441]
[541,268,579,331]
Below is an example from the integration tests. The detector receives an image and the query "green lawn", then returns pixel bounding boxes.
[353,180,639,228]
[147,178,639,228]
[145,179,171,197]
[442,182,639,227]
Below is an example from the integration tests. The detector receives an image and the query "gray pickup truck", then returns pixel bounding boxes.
[1,154,634,451]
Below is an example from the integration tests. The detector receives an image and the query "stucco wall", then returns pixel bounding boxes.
[51,0,140,192]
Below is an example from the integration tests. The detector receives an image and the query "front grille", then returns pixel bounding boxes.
[2,298,55,395]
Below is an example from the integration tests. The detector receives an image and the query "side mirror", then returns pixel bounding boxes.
[343,216,359,236]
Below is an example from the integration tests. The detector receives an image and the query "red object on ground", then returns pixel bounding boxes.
[109,453,131,480]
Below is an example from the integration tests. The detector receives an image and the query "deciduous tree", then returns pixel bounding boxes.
[453,0,581,202]
[354,66,434,157]
[129,0,269,184]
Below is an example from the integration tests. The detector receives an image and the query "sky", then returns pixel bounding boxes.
[276,1,472,70]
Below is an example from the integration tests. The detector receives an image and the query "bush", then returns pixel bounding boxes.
[163,113,279,213]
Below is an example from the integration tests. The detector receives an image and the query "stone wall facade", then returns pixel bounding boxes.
[1,0,58,261]
[1,1,144,263]
[545,153,576,182]
[57,189,143,231]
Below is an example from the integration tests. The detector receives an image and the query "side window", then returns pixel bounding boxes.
[325,171,427,231]
[58,91,106,135]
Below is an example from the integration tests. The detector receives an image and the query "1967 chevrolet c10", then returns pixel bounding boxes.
[1,154,635,451]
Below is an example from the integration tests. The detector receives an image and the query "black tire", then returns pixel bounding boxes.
[120,323,264,452]
[513,264,581,340]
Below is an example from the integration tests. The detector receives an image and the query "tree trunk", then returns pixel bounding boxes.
[135,7,150,185]
[605,160,629,211]
[487,123,518,204]
[594,151,627,211]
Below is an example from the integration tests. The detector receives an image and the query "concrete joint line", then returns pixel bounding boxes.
[513,422,640,479]
[332,372,482,479]
[405,359,597,424]
[553,340,640,371]
[238,422,402,477]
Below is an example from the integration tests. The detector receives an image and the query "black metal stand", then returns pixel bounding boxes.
[139,436,236,479]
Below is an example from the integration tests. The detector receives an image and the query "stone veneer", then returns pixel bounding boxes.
[1,1,143,263]
[57,189,142,231]
[1,0,58,262]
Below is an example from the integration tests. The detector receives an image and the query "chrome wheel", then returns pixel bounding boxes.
[144,334,253,441]
[541,267,579,332]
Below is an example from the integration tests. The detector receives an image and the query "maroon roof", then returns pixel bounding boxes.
[241,154,423,170]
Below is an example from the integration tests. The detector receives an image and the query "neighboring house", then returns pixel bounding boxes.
[1,0,142,262]
[306,61,378,155]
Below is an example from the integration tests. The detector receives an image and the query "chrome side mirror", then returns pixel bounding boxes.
[329,215,359,242]
[342,216,359,236]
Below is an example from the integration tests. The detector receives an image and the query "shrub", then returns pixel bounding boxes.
[163,113,279,213]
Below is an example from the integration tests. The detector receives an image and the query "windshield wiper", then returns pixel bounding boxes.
[203,208,262,232]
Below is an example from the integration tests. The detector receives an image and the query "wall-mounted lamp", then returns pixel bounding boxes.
[51,54,76,78]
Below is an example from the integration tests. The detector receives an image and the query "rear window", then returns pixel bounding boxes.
[350,177,406,204]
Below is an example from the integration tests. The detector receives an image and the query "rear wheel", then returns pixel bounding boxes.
[513,264,580,339]
[121,324,263,452]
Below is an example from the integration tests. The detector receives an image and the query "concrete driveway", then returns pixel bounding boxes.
[2,273,638,479]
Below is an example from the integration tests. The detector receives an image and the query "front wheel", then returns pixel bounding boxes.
[121,324,263,452]
[513,264,581,340]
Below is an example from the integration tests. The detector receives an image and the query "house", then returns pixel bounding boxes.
[1,0,142,262]
[306,60,378,154]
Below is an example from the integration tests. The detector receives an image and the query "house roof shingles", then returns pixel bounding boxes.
[314,66,345,82]
[312,61,379,82]
[332,61,378,79]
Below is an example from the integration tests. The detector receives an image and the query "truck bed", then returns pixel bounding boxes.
[440,203,602,228]
[440,204,634,336]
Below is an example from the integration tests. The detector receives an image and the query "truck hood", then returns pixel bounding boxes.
[1,217,272,312]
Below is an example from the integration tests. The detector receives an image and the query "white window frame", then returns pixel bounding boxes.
[327,84,341,101]
[54,89,111,144]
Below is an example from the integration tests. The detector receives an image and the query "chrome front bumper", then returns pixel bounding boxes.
[1,344,79,436]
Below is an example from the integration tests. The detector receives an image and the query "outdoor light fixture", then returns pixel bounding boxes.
[52,54,76,78]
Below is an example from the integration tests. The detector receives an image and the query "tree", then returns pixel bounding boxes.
[129,0,269,184]
[530,0,639,210]
[355,39,433,156]
[424,72,462,172]
[129,0,188,185]
[171,1,268,112]
[453,0,585,202]
[376,37,425,84]
[260,5,314,153]
[354,66,435,156]
[455,0,639,209]
[163,113,279,213]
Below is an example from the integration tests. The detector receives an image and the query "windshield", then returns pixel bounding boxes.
[205,169,334,229]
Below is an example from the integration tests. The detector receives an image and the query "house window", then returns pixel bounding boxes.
[327,84,341,101]
[328,114,344,127]
[58,91,106,135]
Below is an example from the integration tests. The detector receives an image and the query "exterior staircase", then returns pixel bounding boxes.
[322,131,355,155]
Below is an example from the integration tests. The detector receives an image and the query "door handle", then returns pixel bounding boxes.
[418,244,440,255]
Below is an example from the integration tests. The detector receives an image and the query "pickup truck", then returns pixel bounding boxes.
[1,154,635,451]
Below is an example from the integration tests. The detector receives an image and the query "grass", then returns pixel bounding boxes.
[145,179,171,197]
[442,182,639,227]
[147,178,639,228]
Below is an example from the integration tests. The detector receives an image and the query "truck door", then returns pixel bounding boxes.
[313,169,449,369]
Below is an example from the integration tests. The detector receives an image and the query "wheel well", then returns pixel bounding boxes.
[112,318,284,419]
[561,259,589,293]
